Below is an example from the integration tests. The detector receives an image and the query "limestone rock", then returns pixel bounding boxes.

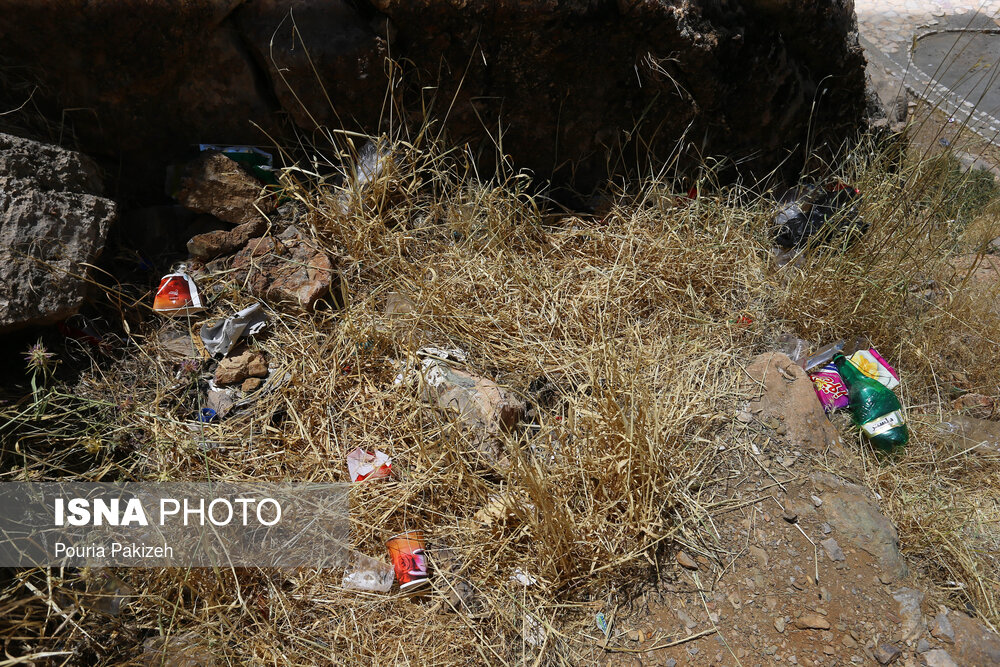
[188,217,268,261]
[176,152,272,226]
[0,133,117,333]
[214,350,268,386]
[228,232,340,312]
[892,588,925,643]
[794,613,831,630]
[0,1,867,194]
[922,649,958,667]
[931,612,955,644]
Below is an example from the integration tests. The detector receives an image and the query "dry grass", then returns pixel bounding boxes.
[2,117,1000,663]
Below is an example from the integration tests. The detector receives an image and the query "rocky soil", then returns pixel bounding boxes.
[599,353,1000,667]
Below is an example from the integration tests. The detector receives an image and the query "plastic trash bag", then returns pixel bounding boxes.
[200,303,267,358]
[773,183,867,249]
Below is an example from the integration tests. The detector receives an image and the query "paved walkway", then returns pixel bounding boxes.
[856,0,1000,142]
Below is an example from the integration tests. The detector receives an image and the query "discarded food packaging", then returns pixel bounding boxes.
[153,271,204,316]
[347,447,392,482]
[385,530,429,593]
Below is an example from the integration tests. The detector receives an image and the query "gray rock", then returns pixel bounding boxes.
[922,648,959,667]
[892,588,925,643]
[874,643,901,665]
[821,537,846,562]
[0,133,116,333]
[931,612,955,644]
[812,472,908,578]
[948,610,1000,666]
[916,638,930,653]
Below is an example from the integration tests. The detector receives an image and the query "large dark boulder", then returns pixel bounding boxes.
[0,0,867,193]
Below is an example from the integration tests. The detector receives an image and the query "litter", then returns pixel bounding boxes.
[511,568,537,587]
[198,408,217,423]
[205,381,236,419]
[346,447,392,482]
[834,352,909,451]
[153,268,205,316]
[596,612,610,637]
[808,344,900,413]
[352,140,391,190]
[200,303,268,358]
[342,552,394,593]
[801,340,846,373]
[773,182,866,249]
[385,530,429,593]
[523,613,546,647]
[58,314,107,350]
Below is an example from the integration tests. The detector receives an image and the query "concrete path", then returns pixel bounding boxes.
[856,0,1000,141]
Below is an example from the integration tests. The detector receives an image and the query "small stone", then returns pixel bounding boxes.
[811,495,823,507]
[247,354,268,378]
[736,410,753,423]
[916,638,930,653]
[687,646,699,656]
[241,377,263,392]
[893,588,926,642]
[774,617,786,633]
[676,550,699,570]
[922,649,959,667]
[842,634,858,648]
[782,509,798,523]
[930,612,955,643]
[749,545,769,567]
[626,629,642,642]
[823,645,836,655]
[821,523,832,534]
[664,660,677,667]
[875,643,901,664]
[794,613,831,630]
[214,350,268,385]
[821,537,846,562]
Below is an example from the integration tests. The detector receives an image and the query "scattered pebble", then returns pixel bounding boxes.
[794,613,831,630]
[874,643,902,665]
[736,411,753,423]
[821,537,846,562]
[774,617,786,633]
[676,550,699,570]
[811,495,823,507]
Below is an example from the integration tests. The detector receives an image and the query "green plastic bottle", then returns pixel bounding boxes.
[833,353,909,451]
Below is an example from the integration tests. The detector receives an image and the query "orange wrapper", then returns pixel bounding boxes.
[385,531,429,592]
[153,272,204,316]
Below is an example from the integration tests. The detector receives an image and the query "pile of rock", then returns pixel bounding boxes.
[177,151,341,313]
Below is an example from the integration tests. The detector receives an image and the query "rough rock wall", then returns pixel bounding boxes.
[0,0,866,193]
[0,134,117,333]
